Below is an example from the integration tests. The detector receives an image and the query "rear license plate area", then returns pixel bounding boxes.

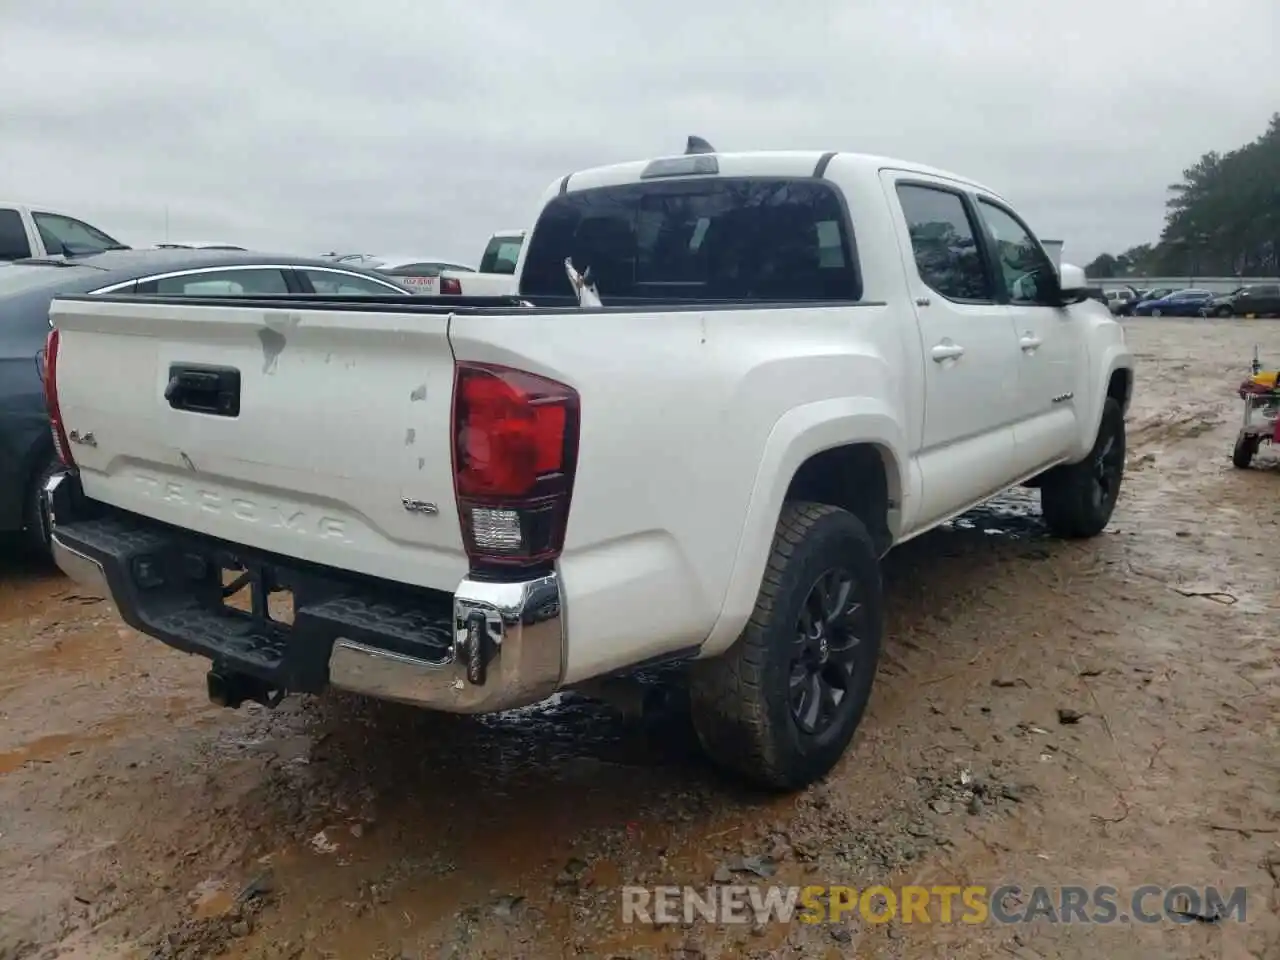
[221,563,295,626]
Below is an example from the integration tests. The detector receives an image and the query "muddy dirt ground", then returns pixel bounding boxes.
[1,318,1277,960]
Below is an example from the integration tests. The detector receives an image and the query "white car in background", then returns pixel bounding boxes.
[331,253,475,294]
[331,230,527,297]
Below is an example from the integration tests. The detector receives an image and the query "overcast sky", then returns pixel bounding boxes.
[3,0,1277,266]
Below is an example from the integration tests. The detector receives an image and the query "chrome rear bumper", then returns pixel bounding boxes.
[45,471,565,714]
[327,575,563,713]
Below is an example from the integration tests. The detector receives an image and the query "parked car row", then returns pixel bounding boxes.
[1132,288,1216,317]
[1103,283,1280,318]
[1198,283,1280,318]
[1105,286,1173,315]
[0,249,417,555]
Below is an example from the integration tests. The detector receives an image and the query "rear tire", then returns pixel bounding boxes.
[1216,306,1233,318]
[688,502,883,792]
[1232,434,1258,470]
[22,454,59,560]
[1040,398,1125,539]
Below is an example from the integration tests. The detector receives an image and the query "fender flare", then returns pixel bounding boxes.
[1072,344,1133,460]
[698,397,908,657]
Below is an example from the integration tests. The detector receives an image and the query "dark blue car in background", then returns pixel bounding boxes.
[1132,289,1215,317]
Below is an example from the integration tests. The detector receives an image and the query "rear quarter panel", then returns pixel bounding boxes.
[450,300,912,683]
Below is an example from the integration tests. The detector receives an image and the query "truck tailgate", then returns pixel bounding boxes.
[48,297,468,591]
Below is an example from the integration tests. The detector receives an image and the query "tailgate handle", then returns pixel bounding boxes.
[165,364,241,417]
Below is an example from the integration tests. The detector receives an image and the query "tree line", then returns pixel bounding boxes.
[1085,113,1279,280]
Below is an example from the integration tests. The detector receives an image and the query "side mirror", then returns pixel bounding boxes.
[1056,263,1090,306]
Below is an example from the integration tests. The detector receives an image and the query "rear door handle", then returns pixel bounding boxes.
[931,343,965,362]
[1020,334,1043,352]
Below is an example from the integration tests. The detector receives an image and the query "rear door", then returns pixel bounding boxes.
[881,174,1021,524]
[1240,284,1280,315]
[1262,285,1280,314]
[49,295,467,591]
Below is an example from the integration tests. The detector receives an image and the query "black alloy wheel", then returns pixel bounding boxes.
[790,567,866,738]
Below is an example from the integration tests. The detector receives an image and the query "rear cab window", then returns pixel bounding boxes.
[519,178,861,302]
[479,236,523,275]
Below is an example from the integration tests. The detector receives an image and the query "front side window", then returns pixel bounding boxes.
[974,199,1057,306]
[302,269,405,295]
[520,178,861,301]
[479,237,523,274]
[146,268,290,296]
[32,212,123,256]
[895,184,992,302]
[0,209,32,260]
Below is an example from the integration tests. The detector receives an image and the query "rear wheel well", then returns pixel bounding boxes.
[784,444,896,556]
[1107,367,1132,414]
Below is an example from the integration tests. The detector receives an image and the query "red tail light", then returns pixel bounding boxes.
[440,276,462,295]
[42,328,76,468]
[452,362,579,568]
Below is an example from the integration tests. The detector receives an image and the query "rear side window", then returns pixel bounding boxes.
[895,184,992,302]
[302,269,405,295]
[145,268,290,295]
[479,237,523,275]
[520,178,861,302]
[0,209,32,260]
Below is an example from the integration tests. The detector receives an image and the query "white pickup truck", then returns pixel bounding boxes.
[42,146,1132,791]
[437,229,525,296]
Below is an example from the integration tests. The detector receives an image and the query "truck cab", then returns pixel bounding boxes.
[0,202,129,261]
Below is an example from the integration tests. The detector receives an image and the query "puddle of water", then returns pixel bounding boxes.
[189,879,237,919]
